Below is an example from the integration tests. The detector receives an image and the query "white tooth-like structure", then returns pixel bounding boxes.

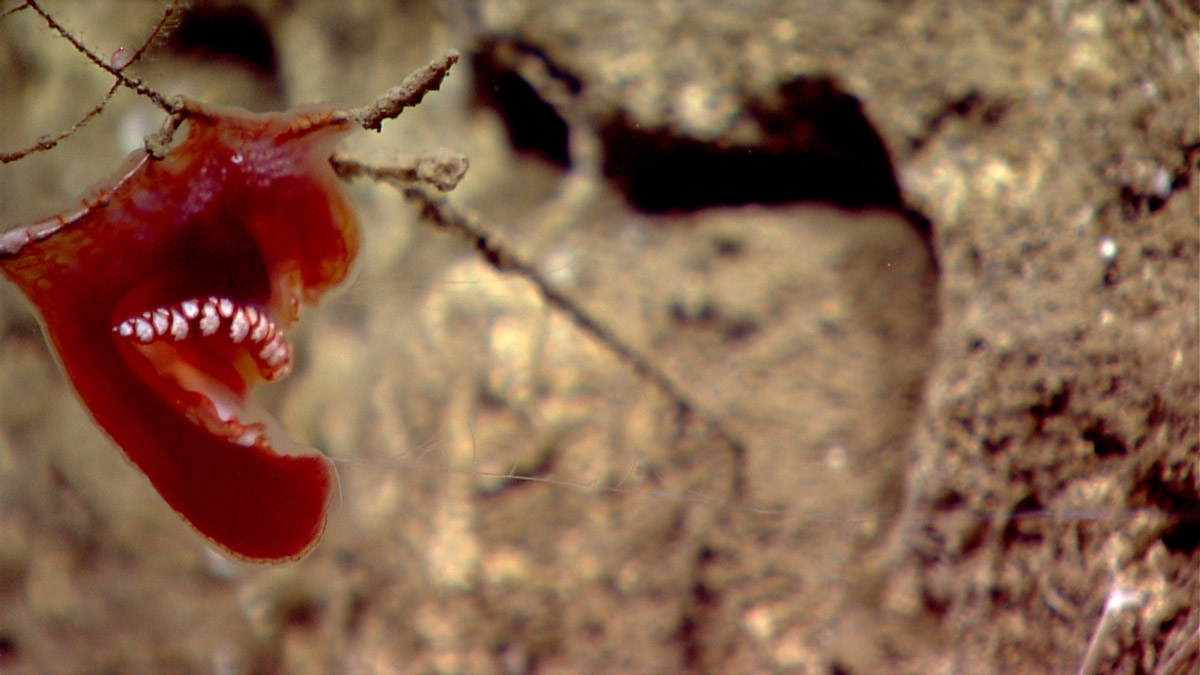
[229,311,250,343]
[169,309,188,341]
[259,335,288,367]
[249,316,269,343]
[152,308,170,335]
[134,318,154,343]
[112,296,292,379]
[199,301,220,336]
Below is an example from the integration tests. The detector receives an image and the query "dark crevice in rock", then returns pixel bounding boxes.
[598,76,902,213]
[1133,470,1200,554]
[471,43,574,167]
[472,43,905,215]
[164,3,281,94]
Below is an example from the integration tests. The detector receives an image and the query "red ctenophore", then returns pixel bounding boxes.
[0,103,359,563]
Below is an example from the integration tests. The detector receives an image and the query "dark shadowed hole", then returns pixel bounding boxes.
[273,589,324,629]
[471,44,573,167]
[1003,494,1046,545]
[600,77,901,212]
[1133,471,1200,554]
[1083,419,1127,457]
[1162,520,1200,554]
[0,634,15,662]
[343,583,369,636]
[679,546,721,669]
[931,490,965,511]
[164,3,281,89]
[472,43,904,214]
[1030,382,1071,433]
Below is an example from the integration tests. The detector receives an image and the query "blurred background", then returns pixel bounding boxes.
[0,1,1195,673]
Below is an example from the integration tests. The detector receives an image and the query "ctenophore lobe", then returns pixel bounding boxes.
[0,103,359,563]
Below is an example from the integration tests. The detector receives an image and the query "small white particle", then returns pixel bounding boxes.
[1150,166,1171,198]
[152,308,171,335]
[134,318,154,343]
[230,153,243,165]
[117,321,134,337]
[1098,237,1117,260]
[170,309,188,341]
[244,306,259,327]
[200,304,220,336]
[229,311,250,343]
[217,298,235,318]
[181,299,200,319]
[1105,588,1145,613]
[825,445,847,471]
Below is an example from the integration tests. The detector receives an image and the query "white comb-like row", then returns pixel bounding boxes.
[114,296,292,378]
